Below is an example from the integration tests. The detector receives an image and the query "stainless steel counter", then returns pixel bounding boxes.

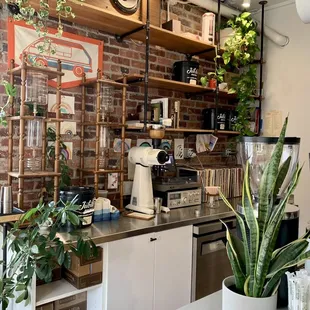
[57,199,238,245]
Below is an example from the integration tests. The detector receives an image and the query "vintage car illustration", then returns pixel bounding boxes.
[21,37,93,77]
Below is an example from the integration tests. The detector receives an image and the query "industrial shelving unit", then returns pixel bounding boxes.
[0,0,268,309]
[7,53,64,209]
[79,70,128,209]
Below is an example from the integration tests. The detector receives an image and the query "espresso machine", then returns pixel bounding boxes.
[238,136,301,307]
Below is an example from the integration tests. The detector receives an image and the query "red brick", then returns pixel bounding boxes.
[105,46,120,55]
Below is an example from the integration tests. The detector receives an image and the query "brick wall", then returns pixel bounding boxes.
[0,3,236,209]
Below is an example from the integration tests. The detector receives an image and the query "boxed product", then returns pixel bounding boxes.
[63,247,103,289]
[36,303,54,310]
[54,292,87,310]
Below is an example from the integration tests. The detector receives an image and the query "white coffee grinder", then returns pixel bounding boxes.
[126,146,169,214]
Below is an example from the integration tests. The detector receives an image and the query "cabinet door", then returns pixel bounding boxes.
[154,226,193,310]
[104,233,155,310]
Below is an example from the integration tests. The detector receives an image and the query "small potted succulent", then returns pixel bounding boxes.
[220,117,310,310]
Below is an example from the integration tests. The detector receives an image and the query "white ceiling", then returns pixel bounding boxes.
[226,0,292,10]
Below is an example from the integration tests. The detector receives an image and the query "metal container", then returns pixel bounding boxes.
[154,197,163,214]
[173,61,199,84]
[59,187,95,227]
[0,185,13,214]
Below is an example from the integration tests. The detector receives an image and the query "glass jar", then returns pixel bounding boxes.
[26,71,48,116]
[25,118,43,171]
[99,126,110,169]
[101,85,114,121]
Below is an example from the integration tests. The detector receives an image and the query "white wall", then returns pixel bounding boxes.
[258,3,310,233]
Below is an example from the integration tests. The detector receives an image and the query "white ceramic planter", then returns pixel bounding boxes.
[222,276,277,310]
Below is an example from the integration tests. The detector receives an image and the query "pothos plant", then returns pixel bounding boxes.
[0,196,98,309]
[0,80,17,126]
[6,0,85,55]
[222,12,260,136]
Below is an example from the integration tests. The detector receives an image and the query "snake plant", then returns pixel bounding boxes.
[221,116,310,297]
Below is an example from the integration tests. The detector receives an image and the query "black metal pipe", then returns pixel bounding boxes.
[143,0,150,132]
[214,0,221,132]
[258,1,267,135]
[115,25,146,43]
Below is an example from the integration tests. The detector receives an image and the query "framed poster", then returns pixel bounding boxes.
[8,18,103,89]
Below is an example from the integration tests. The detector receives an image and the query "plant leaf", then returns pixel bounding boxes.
[219,190,250,277]
[258,117,288,240]
[268,239,308,275]
[272,156,291,202]
[242,162,259,296]
[262,268,287,297]
[254,164,302,297]
[226,242,246,292]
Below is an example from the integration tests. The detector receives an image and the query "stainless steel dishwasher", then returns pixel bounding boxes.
[191,217,236,301]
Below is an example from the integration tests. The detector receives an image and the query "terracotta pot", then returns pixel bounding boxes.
[209,79,217,89]
[222,276,277,310]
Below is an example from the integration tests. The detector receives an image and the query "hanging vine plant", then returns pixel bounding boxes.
[6,0,85,55]
[222,12,260,136]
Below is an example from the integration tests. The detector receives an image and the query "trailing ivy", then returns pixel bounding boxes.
[6,0,85,56]
[223,12,260,136]
[0,80,17,126]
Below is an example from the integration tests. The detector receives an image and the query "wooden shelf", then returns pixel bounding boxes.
[0,214,23,224]
[118,74,235,97]
[30,0,216,61]
[8,65,64,80]
[83,122,126,128]
[7,116,63,122]
[126,125,239,135]
[8,171,61,178]
[79,168,125,174]
[81,79,129,88]
[36,279,102,306]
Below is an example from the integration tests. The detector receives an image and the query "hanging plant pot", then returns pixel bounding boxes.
[209,79,217,89]
[222,277,277,310]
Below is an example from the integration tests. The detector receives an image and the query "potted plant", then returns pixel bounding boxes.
[0,197,98,309]
[220,117,310,310]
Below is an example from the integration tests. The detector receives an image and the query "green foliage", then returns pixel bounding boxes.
[0,197,98,308]
[46,127,71,193]
[220,117,310,297]
[223,12,260,136]
[7,0,85,56]
[0,80,17,126]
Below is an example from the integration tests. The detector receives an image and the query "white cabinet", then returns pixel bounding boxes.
[104,226,193,310]
[154,226,192,310]
[104,232,156,310]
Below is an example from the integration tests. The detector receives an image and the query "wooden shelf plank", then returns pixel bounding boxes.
[0,213,23,224]
[8,171,61,178]
[29,1,216,60]
[7,116,63,122]
[36,279,102,306]
[79,168,125,174]
[118,74,235,97]
[8,65,64,80]
[126,125,240,135]
[80,79,129,88]
[130,26,216,60]
[83,122,125,127]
